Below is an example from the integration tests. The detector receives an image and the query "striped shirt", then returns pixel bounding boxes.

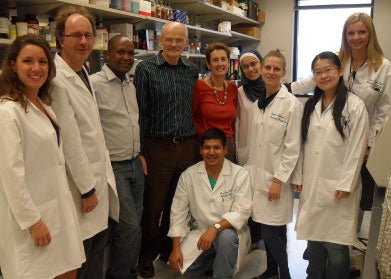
[134,51,199,147]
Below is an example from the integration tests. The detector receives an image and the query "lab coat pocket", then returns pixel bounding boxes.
[37,199,61,238]
[314,178,339,209]
[221,192,233,212]
[267,119,287,146]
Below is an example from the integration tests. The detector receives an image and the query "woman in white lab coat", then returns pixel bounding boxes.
[237,49,265,166]
[294,52,368,278]
[291,12,390,155]
[0,35,85,279]
[245,49,302,279]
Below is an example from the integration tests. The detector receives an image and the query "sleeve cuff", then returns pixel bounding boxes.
[81,187,96,199]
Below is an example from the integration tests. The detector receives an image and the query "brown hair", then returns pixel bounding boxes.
[0,34,56,110]
[55,5,96,48]
[339,12,384,73]
[205,42,230,63]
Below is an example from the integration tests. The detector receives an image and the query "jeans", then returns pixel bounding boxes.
[185,229,239,279]
[307,241,350,279]
[107,157,145,279]
[261,224,290,278]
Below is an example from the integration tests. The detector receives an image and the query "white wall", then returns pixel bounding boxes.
[257,0,295,81]
[258,0,390,82]
[373,0,391,59]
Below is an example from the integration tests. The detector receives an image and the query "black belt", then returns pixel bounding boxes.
[152,135,196,144]
[112,155,138,164]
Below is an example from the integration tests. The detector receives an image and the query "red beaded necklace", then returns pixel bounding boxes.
[209,78,227,106]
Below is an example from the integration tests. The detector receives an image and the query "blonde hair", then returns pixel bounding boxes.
[339,12,384,73]
[263,49,286,70]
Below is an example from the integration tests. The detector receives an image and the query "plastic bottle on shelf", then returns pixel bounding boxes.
[139,0,152,16]
[48,17,57,47]
[25,14,39,35]
[122,0,132,12]
[131,0,140,14]
[190,36,201,54]
[9,23,17,39]
[95,21,108,50]
[0,16,10,39]
[166,3,173,21]
[110,0,122,9]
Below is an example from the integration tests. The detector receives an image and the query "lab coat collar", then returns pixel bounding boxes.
[197,159,231,191]
[54,53,92,92]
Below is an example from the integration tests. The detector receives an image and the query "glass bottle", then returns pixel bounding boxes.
[155,1,161,18]
[150,0,156,17]
[160,2,166,19]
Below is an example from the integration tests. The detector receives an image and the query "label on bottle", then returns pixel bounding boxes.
[139,0,151,16]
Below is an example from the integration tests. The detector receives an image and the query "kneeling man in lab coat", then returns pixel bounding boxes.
[168,128,252,278]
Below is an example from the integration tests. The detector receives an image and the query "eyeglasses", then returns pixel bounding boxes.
[313,67,338,77]
[63,33,94,41]
[241,61,259,71]
[163,37,185,44]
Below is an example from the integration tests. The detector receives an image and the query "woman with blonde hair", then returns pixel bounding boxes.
[292,12,391,153]
[245,49,302,279]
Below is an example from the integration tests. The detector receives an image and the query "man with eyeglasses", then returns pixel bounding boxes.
[90,35,146,279]
[134,21,200,278]
[51,5,119,279]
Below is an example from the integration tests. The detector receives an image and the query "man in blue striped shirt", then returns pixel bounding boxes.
[134,21,200,278]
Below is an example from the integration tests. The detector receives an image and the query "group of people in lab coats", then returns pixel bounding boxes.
[0,7,390,279]
[235,12,390,279]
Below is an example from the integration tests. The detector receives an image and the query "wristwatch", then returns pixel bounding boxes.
[213,223,222,232]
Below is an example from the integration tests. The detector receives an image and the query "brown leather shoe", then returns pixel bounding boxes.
[138,261,155,278]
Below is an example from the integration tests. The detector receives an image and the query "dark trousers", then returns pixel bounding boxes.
[139,137,199,264]
[77,229,108,279]
[249,220,287,273]
[264,225,287,273]
[261,224,290,277]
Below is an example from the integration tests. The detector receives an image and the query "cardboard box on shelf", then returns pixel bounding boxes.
[110,23,133,40]
[232,26,260,38]
[258,9,265,24]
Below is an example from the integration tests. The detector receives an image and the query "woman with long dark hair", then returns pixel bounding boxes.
[294,51,368,278]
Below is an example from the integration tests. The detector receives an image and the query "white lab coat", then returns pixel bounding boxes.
[168,159,252,274]
[51,54,119,240]
[0,98,85,279]
[236,86,253,165]
[294,93,369,245]
[291,58,391,147]
[243,86,302,225]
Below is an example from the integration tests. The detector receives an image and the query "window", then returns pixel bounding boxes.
[293,0,373,81]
